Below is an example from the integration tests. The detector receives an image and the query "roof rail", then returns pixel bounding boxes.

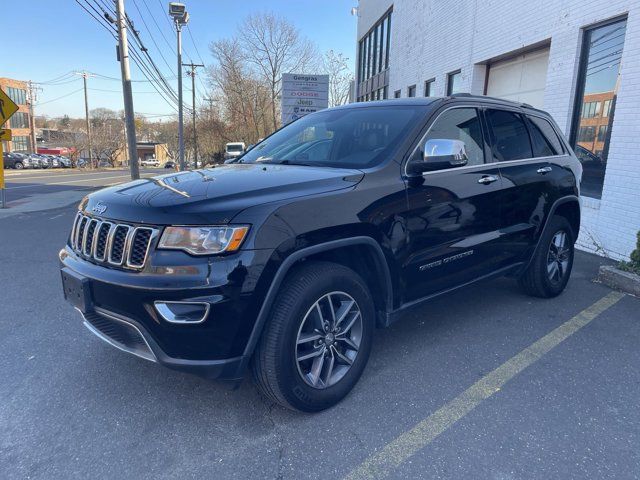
[450,92,472,97]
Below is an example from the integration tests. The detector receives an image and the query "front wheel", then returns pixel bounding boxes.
[14,162,24,170]
[252,261,374,412]
[519,215,575,298]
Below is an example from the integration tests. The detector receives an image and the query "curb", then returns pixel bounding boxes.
[598,265,640,297]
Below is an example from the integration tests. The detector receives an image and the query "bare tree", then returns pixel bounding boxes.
[323,50,354,107]
[239,12,319,130]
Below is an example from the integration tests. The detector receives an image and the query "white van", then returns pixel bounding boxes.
[224,142,246,161]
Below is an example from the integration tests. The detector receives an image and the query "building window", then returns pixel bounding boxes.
[407,85,416,97]
[597,125,608,142]
[578,126,596,143]
[571,17,627,199]
[383,86,388,100]
[12,136,30,152]
[358,9,392,83]
[424,78,435,97]
[581,101,601,118]
[446,70,461,95]
[9,111,29,129]
[6,87,27,105]
[394,90,401,98]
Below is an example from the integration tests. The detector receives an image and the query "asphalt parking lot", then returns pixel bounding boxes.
[1,173,638,479]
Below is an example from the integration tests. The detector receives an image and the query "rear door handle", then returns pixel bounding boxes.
[477,175,499,185]
[537,166,553,174]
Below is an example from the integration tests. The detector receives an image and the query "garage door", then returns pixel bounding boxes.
[486,48,550,108]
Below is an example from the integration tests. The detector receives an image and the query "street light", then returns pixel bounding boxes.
[169,2,189,171]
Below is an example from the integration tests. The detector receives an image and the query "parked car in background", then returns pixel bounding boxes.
[163,160,176,169]
[57,156,72,168]
[140,159,160,167]
[2,152,29,169]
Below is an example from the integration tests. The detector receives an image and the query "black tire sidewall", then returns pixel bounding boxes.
[274,266,374,411]
[15,162,23,170]
[539,217,575,296]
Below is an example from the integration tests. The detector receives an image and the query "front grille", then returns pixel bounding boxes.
[83,310,156,362]
[70,213,158,271]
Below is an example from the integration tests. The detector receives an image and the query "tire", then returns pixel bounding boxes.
[252,261,374,412]
[519,215,575,298]
[14,162,24,170]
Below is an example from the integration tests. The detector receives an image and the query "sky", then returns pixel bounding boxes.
[5,0,357,121]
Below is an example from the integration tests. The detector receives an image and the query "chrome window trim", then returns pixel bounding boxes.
[403,104,571,177]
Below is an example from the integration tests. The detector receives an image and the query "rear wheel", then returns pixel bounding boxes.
[519,215,574,298]
[14,162,24,170]
[252,261,374,412]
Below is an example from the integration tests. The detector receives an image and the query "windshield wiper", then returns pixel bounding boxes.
[257,159,316,167]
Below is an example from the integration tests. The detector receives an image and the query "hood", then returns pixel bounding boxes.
[81,163,363,225]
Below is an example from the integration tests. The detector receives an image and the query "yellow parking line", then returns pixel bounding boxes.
[344,291,626,480]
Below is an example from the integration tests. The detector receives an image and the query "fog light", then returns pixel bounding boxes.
[154,301,210,324]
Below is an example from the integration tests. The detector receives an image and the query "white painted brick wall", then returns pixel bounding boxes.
[358,0,640,260]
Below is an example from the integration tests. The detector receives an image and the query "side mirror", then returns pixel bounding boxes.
[408,139,468,174]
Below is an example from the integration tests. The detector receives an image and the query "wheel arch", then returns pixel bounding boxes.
[240,237,393,366]
[523,195,581,272]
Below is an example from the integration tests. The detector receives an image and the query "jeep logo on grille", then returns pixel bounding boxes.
[92,202,107,215]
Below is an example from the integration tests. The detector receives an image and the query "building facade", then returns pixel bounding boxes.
[0,78,35,153]
[356,0,640,260]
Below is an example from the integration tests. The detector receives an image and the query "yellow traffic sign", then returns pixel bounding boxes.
[0,88,19,126]
[0,128,11,141]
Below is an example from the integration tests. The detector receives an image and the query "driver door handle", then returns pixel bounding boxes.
[537,166,553,174]
[477,175,499,185]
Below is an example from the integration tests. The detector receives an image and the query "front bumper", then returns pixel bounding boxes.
[78,306,246,379]
[60,244,275,380]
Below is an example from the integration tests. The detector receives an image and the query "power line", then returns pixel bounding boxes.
[35,88,84,106]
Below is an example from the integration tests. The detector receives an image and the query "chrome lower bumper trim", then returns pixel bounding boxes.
[78,307,157,363]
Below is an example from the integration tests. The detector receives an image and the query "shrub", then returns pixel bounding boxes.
[619,231,640,275]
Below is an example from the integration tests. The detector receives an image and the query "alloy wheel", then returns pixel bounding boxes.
[295,291,363,389]
[547,230,570,284]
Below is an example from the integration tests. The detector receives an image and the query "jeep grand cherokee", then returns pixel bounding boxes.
[60,95,582,412]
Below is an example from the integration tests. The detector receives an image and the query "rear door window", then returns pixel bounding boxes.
[527,115,563,157]
[486,109,533,161]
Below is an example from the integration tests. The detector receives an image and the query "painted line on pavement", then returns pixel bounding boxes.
[344,291,626,480]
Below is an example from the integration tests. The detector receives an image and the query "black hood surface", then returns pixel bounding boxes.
[81,164,364,225]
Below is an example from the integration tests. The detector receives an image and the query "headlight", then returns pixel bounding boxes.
[158,225,249,255]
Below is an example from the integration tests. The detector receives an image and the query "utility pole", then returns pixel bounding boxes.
[176,22,185,170]
[169,3,189,170]
[74,72,93,167]
[203,97,215,118]
[27,81,40,155]
[183,63,204,168]
[115,0,140,180]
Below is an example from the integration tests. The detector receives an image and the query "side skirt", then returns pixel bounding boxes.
[381,262,523,327]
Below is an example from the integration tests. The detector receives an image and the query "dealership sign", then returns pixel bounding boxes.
[281,73,329,125]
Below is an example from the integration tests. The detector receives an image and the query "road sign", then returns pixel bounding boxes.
[0,88,19,126]
[281,73,329,125]
[0,128,11,141]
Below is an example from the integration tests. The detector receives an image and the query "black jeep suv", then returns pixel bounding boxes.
[60,96,582,412]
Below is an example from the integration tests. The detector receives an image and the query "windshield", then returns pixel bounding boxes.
[227,145,244,152]
[240,106,424,169]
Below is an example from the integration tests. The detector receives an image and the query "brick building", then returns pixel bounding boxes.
[0,77,35,153]
[355,0,640,260]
